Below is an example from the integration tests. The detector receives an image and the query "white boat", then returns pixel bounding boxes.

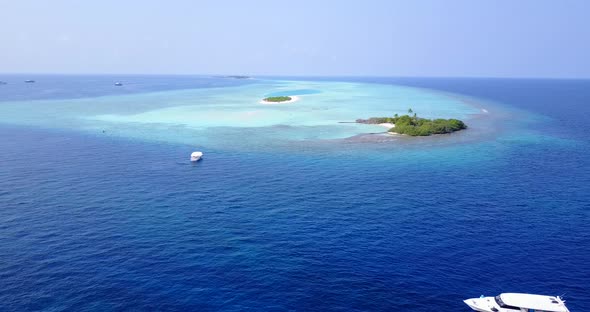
[464,293,569,312]
[190,151,203,162]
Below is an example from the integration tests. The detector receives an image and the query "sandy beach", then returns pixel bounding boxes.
[260,96,300,104]
[378,122,395,129]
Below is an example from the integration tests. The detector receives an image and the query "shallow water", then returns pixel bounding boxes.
[0,78,483,150]
[0,76,588,311]
[265,88,322,97]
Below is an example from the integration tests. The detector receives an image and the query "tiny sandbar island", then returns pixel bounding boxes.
[357,110,467,136]
[260,96,300,104]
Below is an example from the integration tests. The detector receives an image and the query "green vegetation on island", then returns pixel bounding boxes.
[263,96,292,102]
[357,108,467,136]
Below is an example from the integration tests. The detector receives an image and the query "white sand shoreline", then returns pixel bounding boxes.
[378,123,395,129]
[260,96,300,104]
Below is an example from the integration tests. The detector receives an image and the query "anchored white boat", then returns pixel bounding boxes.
[190,151,203,162]
[464,293,569,312]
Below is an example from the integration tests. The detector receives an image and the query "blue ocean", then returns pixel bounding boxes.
[0,75,588,311]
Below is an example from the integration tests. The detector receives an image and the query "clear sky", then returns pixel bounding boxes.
[1,0,589,78]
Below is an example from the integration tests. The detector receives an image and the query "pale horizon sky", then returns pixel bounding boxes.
[1,0,589,78]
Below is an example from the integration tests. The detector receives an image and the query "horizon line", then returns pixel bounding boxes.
[0,72,589,81]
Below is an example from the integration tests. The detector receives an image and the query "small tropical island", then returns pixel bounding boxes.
[263,96,292,102]
[260,96,300,104]
[357,109,467,136]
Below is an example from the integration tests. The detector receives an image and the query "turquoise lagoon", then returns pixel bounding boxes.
[265,88,322,97]
[0,78,488,151]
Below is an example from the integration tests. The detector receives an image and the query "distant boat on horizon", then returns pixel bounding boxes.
[114,82,123,86]
[24,80,35,83]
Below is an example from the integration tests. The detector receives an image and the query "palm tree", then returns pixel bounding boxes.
[408,108,413,114]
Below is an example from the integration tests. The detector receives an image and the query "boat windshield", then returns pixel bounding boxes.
[495,296,522,310]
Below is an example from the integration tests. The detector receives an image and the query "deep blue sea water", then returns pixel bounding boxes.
[1,76,589,311]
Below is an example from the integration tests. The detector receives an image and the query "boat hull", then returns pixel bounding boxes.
[464,298,496,312]
[190,151,203,162]
[464,294,570,312]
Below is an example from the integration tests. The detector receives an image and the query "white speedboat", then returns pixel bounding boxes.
[464,293,569,312]
[190,151,203,162]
